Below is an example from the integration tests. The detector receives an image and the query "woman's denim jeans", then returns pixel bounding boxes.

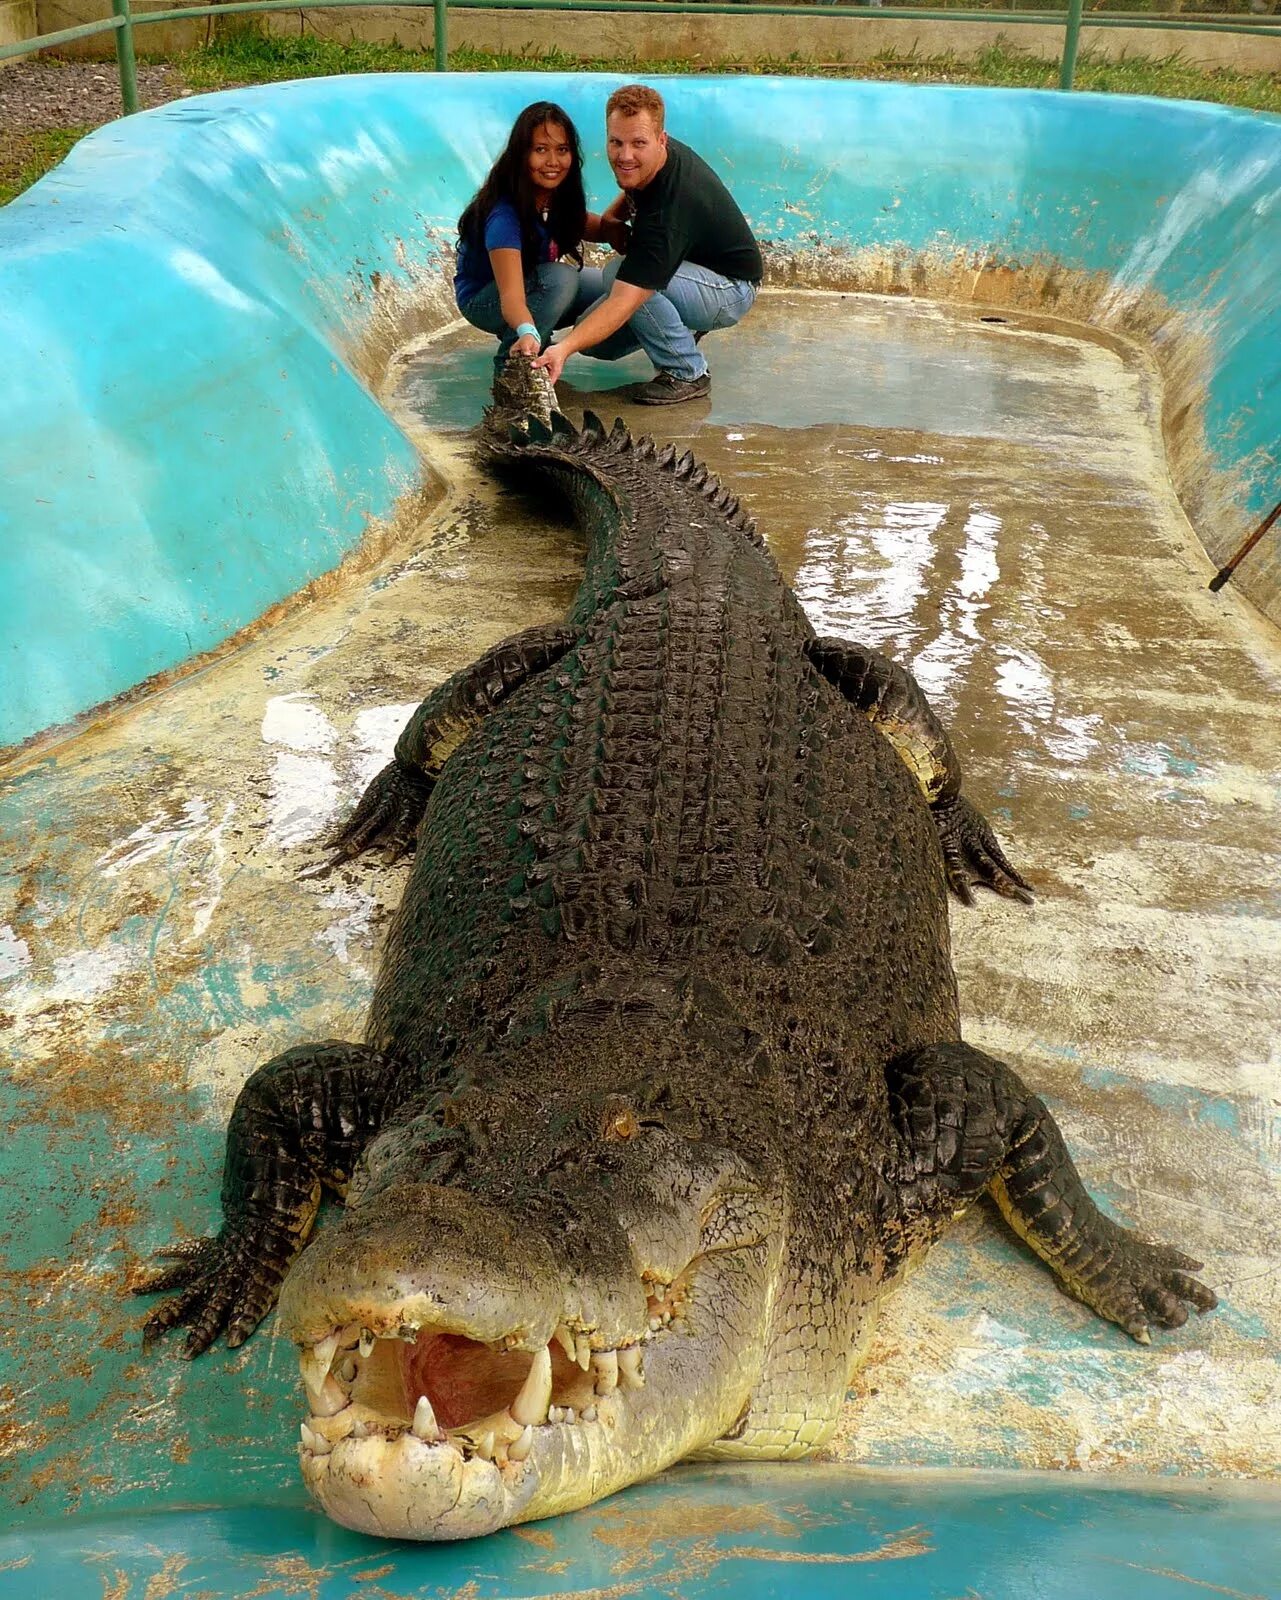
[458,260,586,369]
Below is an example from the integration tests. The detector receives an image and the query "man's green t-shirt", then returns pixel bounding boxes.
[616,137,763,292]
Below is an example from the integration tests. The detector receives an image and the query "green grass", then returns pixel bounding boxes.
[4,30,1279,205]
[0,127,90,206]
[175,31,1281,111]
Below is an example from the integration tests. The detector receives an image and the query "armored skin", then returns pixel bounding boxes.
[135,359,1215,1541]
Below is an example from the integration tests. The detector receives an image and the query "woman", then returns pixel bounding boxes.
[455,102,602,370]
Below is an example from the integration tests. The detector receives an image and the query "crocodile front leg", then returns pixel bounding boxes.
[134,1042,410,1356]
[806,636,1032,905]
[884,1041,1217,1341]
[329,621,579,861]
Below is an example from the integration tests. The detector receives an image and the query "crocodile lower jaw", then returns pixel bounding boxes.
[296,1306,680,1539]
[299,1367,640,1539]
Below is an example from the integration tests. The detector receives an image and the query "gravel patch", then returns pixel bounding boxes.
[0,59,195,136]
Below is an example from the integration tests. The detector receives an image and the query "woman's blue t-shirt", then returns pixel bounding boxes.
[454,199,559,306]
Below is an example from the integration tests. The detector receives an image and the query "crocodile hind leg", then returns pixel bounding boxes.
[328,621,579,861]
[806,636,1032,905]
[884,1041,1216,1341]
[133,1042,411,1356]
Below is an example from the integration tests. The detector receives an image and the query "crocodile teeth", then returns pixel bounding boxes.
[553,1324,576,1364]
[336,1354,358,1386]
[510,1345,552,1427]
[300,1422,331,1455]
[299,1336,349,1418]
[582,1405,598,1423]
[299,1332,340,1396]
[592,1350,618,1394]
[548,1406,564,1424]
[618,1346,645,1390]
[358,1328,376,1359]
[312,1376,348,1416]
[412,1394,441,1441]
[508,1425,534,1462]
[574,1334,592,1372]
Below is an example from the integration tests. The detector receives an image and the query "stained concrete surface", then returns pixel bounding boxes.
[2,291,1278,1528]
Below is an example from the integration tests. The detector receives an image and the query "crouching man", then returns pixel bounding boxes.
[533,83,763,405]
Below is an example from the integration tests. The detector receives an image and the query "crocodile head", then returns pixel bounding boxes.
[276,1082,784,1539]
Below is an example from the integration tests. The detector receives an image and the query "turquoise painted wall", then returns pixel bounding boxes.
[1,76,1278,746]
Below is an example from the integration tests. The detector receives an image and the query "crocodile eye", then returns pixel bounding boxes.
[601,1100,642,1143]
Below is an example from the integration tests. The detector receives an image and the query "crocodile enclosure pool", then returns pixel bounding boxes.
[1,73,1278,1598]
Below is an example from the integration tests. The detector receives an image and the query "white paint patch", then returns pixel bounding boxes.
[262,693,339,753]
[97,797,211,878]
[0,925,32,984]
[915,1314,1030,1400]
[316,882,378,972]
[44,941,137,1006]
[261,695,343,848]
[1136,1349,1280,1461]
[351,703,418,792]
[189,800,237,942]
[266,752,340,849]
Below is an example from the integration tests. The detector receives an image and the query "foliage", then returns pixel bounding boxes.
[4,32,1279,204]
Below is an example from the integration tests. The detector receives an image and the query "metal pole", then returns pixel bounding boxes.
[111,0,140,115]
[433,0,447,69]
[1060,0,1084,90]
[1209,498,1281,592]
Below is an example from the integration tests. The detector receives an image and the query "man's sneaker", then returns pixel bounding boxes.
[635,370,711,406]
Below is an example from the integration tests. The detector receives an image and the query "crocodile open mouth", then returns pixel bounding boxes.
[296,1272,689,1470]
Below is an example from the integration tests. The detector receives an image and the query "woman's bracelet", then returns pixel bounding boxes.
[515,322,539,341]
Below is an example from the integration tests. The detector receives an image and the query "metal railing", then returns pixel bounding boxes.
[2,0,1280,111]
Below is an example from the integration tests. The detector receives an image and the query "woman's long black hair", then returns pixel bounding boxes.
[458,102,588,275]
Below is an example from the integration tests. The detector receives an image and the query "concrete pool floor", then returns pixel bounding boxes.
[2,291,1279,1535]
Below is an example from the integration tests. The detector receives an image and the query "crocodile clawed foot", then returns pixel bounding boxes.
[326,760,432,866]
[1076,1236,1218,1344]
[933,794,1034,906]
[132,1229,281,1358]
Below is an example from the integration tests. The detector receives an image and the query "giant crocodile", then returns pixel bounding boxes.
[136,358,1216,1541]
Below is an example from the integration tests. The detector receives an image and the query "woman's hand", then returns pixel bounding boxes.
[513,332,541,358]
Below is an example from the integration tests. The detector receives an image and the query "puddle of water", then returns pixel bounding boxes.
[397,290,1120,443]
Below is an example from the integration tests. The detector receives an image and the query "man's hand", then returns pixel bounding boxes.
[599,192,632,254]
[512,333,540,359]
[601,217,630,253]
[532,342,569,384]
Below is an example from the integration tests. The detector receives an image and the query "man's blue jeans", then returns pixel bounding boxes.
[458,261,587,369]
[575,255,758,381]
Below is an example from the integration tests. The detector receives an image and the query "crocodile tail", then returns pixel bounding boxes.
[579,421,762,545]
[499,406,763,546]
